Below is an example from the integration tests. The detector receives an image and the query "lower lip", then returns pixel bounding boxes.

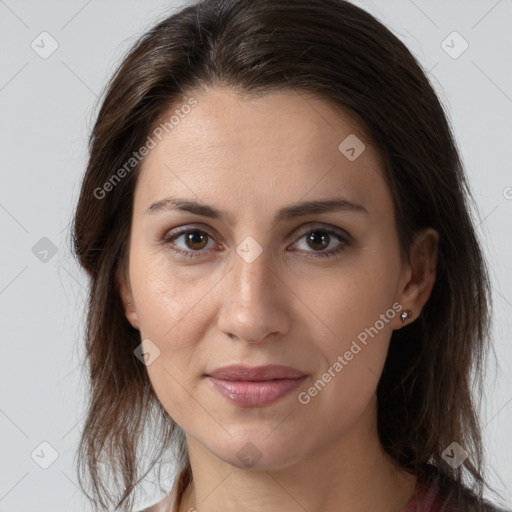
[206,376,308,406]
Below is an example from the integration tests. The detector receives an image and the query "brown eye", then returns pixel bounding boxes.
[292,228,350,259]
[163,228,216,259]
[306,231,331,251]
[182,231,209,250]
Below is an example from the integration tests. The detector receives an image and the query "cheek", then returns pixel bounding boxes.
[293,244,398,404]
[129,249,217,419]
[296,248,398,349]
[130,248,214,341]
[297,287,393,433]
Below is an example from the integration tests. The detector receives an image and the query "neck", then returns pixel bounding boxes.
[178,396,417,512]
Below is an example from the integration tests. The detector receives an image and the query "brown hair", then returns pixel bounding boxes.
[71,0,498,510]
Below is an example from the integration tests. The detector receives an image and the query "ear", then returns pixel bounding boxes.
[116,266,140,330]
[393,227,439,329]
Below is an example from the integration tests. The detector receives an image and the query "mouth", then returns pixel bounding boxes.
[205,364,308,407]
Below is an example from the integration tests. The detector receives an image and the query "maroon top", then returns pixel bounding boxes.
[140,469,510,512]
[402,473,508,512]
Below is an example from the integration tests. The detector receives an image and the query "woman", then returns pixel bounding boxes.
[71,1,510,511]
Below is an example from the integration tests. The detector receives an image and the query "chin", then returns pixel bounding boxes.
[211,433,307,471]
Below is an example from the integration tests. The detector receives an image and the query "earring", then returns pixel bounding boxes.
[127,303,134,308]
[400,310,412,324]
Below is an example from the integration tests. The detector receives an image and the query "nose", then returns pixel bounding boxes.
[217,246,290,344]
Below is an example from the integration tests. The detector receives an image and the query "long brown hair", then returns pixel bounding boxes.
[71,0,497,510]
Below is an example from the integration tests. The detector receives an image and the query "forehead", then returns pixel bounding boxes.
[135,87,390,221]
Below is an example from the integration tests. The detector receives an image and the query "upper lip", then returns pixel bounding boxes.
[207,364,307,381]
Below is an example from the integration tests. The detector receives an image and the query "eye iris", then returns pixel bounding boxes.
[186,231,208,250]
[307,231,329,251]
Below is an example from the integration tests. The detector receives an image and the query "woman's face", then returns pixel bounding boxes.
[121,87,419,469]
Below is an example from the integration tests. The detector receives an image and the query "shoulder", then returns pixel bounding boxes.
[449,492,511,512]
[134,466,191,512]
[135,491,174,512]
[444,495,511,512]
[408,469,511,512]
[443,482,510,512]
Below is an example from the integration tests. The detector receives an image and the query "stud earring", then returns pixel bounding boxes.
[400,310,412,324]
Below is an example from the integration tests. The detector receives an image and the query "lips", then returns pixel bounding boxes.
[205,365,308,406]
[206,364,307,381]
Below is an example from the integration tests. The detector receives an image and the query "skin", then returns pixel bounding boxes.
[118,87,439,512]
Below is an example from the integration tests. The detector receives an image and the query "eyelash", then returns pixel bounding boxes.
[161,226,351,260]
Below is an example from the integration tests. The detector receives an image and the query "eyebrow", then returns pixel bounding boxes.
[145,196,368,224]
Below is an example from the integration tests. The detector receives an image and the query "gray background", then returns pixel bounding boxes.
[0,0,511,510]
